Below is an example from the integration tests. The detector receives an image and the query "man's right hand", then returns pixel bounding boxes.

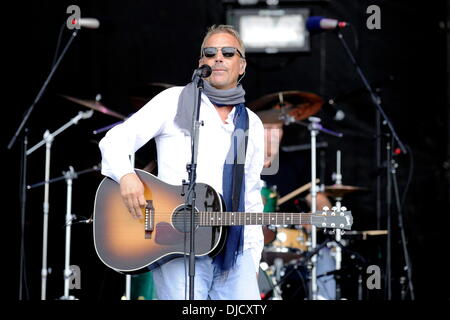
[119,173,147,219]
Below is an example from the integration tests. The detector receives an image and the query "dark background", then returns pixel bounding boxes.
[4,0,449,300]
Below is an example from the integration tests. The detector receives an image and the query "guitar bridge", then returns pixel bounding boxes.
[145,200,154,239]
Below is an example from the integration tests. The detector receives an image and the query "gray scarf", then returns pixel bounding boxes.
[174,80,246,134]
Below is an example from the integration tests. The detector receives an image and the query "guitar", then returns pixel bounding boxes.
[93,169,353,274]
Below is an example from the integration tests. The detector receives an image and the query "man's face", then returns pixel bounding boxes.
[199,32,246,90]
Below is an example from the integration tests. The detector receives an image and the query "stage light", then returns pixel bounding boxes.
[227,7,310,53]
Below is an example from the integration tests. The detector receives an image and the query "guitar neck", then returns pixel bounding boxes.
[198,211,313,227]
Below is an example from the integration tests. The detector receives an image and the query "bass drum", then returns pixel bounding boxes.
[278,263,309,300]
[258,263,309,300]
[279,247,337,300]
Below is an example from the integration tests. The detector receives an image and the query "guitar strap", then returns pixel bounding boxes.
[231,115,249,212]
[212,103,249,272]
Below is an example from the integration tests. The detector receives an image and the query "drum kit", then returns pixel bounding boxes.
[251,90,386,300]
[55,85,386,300]
[258,181,378,300]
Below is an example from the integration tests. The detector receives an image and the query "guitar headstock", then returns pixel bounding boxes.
[312,206,353,230]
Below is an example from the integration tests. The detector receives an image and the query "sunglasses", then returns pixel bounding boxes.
[202,47,244,59]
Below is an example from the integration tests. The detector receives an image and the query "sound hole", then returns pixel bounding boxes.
[172,205,199,233]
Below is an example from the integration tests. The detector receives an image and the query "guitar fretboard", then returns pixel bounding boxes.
[198,211,313,226]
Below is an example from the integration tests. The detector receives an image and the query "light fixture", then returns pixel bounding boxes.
[227,7,310,53]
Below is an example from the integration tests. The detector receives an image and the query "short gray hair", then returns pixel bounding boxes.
[200,24,246,58]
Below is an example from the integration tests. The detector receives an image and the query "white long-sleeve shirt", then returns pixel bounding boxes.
[99,86,265,272]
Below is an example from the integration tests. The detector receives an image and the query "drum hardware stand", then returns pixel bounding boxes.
[331,150,344,300]
[7,30,79,300]
[25,109,93,300]
[264,253,319,300]
[317,237,368,300]
[92,94,126,135]
[271,258,284,299]
[61,166,84,300]
[284,115,343,300]
[333,29,413,300]
[27,164,100,300]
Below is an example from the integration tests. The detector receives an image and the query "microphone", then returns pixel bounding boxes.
[192,64,212,80]
[71,18,100,29]
[306,16,348,33]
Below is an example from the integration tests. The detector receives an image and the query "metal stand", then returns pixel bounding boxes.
[334,29,414,299]
[306,117,343,300]
[332,150,344,300]
[26,110,93,300]
[27,164,100,300]
[8,30,79,300]
[284,116,342,300]
[185,77,205,300]
[390,149,415,300]
[18,130,29,300]
[124,153,135,300]
[61,167,77,300]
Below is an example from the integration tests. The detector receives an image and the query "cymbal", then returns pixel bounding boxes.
[277,179,320,205]
[249,91,323,123]
[60,95,126,120]
[324,184,369,198]
[343,230,388,240]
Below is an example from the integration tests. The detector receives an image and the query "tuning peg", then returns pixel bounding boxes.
[332,206,337,211]
[322,206,329,212]
[340,206,347,212]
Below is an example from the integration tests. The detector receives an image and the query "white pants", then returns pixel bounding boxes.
[152,249,261,300]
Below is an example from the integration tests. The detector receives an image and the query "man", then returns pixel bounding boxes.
[99,25,265,300]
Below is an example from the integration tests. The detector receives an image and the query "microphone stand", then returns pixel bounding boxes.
[7,30,79,300]
[26,109,93,300]
[334,29,414,300]
[185,74,205,300]
[27,164,100,300]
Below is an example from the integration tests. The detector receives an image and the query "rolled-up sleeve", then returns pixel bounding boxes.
[244,113,266,273]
